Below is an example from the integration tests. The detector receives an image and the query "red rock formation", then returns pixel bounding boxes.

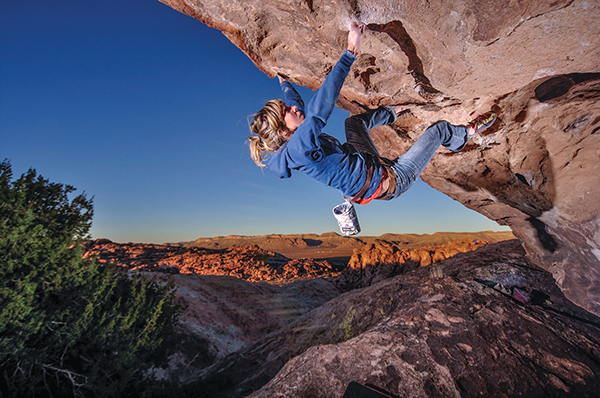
[85,237,491,287]
[348,239,490,269]
[337,239,491,288]
[159,0,600,315]
[85,240,339,283]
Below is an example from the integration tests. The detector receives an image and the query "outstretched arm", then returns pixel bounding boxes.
[304,23,365,127]
[267,23,366,172]
[276,23,364,121]
[278,75,305,116]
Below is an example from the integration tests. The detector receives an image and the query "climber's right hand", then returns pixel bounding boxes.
[347,22,365,56]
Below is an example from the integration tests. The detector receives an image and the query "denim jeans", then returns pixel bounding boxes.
[345,106,468,200]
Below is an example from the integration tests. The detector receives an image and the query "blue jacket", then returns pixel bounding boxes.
[265,50,382,199]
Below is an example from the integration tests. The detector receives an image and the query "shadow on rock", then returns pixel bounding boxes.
[177,240,600,398]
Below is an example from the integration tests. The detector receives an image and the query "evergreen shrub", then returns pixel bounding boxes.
[0,160,180,397]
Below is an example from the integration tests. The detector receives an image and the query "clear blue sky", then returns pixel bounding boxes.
[0,0,509,243]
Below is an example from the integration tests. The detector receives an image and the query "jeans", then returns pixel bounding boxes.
[345,106,469,200]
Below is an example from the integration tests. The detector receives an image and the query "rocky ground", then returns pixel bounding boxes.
[85,234,600,397]
[173,240,600,398]
[87,240,339,283]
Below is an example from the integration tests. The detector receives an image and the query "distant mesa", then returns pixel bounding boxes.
[86,231,513,284]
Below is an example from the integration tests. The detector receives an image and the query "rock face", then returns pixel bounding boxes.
[348,239,490,270]
[176,240,600,398]
[159,0,600,315]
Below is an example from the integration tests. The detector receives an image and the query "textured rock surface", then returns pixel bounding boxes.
[176,240,600,398]
[158,274,341,378]
[159,0,600,315]
[348,239,490,270]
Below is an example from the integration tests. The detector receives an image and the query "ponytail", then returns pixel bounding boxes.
[248,135,267,167]
[248,99,288,168]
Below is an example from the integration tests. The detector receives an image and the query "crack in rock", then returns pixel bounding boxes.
[368,21,441,99]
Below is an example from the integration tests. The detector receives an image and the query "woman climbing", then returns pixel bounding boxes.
[248,23,496,207]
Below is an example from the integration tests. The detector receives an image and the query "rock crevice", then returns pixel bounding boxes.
[368,21,440,98]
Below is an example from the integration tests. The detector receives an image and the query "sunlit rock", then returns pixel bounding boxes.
[159,0,600,315]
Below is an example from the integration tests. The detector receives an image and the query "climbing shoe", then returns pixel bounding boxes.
[467,111,496,136]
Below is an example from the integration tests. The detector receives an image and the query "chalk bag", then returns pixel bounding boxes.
[333,199,360,236]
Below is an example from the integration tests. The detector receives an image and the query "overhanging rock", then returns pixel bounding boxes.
[159,0,600,315]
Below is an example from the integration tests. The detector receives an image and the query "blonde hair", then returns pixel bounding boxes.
[248,99,289,167]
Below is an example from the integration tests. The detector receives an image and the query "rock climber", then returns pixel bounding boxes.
[248,23,496,206]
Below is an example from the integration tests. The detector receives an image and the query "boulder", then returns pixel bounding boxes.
[159,0,600,315]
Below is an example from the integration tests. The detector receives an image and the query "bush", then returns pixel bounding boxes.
[0,160,180,397]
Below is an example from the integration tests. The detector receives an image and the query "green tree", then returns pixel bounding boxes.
[0,160,180,397]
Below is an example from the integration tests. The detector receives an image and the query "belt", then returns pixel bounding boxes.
[376,165,397,200]
[351,164,374,203]
[351,157,397,204]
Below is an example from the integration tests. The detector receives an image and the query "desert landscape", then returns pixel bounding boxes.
[4,0,599,396]
[86,230,514,280]
[83,231,600,397]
